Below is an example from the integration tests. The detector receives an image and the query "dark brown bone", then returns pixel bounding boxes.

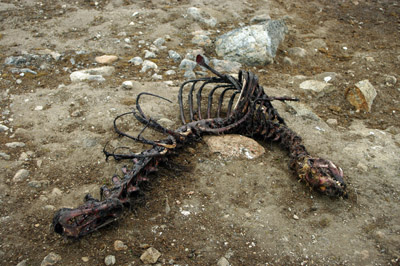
[52,55,347,238]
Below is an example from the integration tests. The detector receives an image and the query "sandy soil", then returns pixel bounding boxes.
[0,0,399,265]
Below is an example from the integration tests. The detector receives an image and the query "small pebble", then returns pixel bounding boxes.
[0,124,9,132]
[122,81,134,90]
[41,252,61,266]
[16,79,22,84]
[105,255,116,266]
[151,73,162,80]
[35,105,43,111]
[153,37,165,47]
[293,214,299,220]
[95,55,118,64]
[168,50,181,62]
[0,152,11,160]
[326,118,338,126]
[81,257,89,262]
[144,50,156,59]
[140,60,158,73]
[165,70,176,75]
[13,169,29,182]
[114,240,128,251]
[140,247,161,264]
[129,56,143,66]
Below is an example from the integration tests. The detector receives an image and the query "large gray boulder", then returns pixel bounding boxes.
[215,20,287,66]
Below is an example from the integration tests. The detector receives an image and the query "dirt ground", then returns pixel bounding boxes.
[0,0,399,265]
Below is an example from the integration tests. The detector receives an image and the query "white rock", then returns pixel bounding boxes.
[153,37,165,47]
[6,142,26,148]
[114,240,128,251]
[41,252,61,266]
[51,188,63,197]
[144,50,156,59]
[151,73,162,80]
[70,66,115,82]
[299,80,334,97]
[217,257,230,266]
[13,169,29,182]
[0,152,10,160]
[0,124,9,132]
[129,56,143,66]
[293,214,299,220]
[95,55,118,64]
[122,81,134,89]
[104,255,116,265]
[140,60,158,73]
[165,70,176,75]
[140,247,161,264]
[35,105,43,111]
[168,50,181,62]
[326,118,338,126]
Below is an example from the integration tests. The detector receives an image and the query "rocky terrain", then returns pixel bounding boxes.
[0,0,399,265]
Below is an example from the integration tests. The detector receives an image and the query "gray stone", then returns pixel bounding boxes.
[326,118,338,126]
[184,70,196,79]
[299,80,335,97]
[28,180,47,188]
[151,73,163,80]
[16,259,28,266]
[140,247,161,264]
[43,205,56,211]
[0,124,8,132]
[129,56,143,65]
[288,47,307,58]
[10,68,37,75]
[250,14,271,24]
[384,75,397,86]
[144,50,156,59]
[0,152,10,160]
[41,252,61,266]
[283,56,293,65]
[165,70,176,76]
[217,257,230,266]
[211,59,242,73]
[51,188,63,197]
[203,134,265,159]
[187,7,217,27]
[141,60,158,73]
[285,102,321,121]
[70,66,115,82]
[13,169,29,182]
[345,79,377,112]
[153,37,165,47]
[168,50,181,62]
[122,80,134,90]
[215,20,287,66]
[104,255,116,265]
[5,142,25,148]
[191,35,212,46]
[179,59,197,71]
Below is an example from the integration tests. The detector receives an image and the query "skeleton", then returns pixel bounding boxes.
[53,55,347,238]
